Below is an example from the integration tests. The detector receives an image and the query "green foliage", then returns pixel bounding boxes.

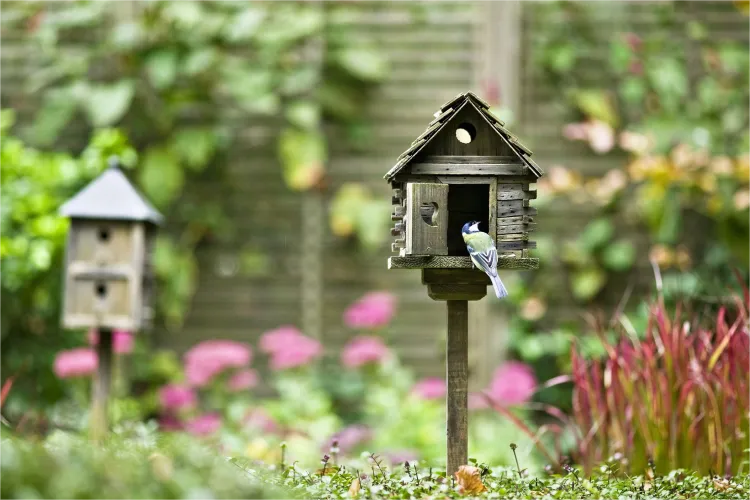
[4,430,749,500]
[6,0,390,332]
[0,110,136,411]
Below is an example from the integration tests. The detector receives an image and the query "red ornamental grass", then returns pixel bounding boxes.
[571,293,749,476]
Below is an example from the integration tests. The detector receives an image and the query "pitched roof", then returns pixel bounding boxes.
[384,91,544,180]
[59,163,164,224]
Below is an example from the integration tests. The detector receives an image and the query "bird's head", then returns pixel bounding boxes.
[462,221,481,235]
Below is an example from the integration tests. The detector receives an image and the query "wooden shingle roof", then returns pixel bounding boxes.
[384,91,544,180]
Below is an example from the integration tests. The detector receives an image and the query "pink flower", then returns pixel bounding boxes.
[184,340,252,387]
[158,384,197,410]
[323,425,372,454]
[586,120,614,154]
[412,377,446,400]
[468,392,490,410]
[158,414,184,432]
[53,348,97,378]
[562,123,589,141]
[269,335,322,370]
[341,336,390,368]
[624,32,642,51]
[186,413,222,436]
[343,292,396,330]
[384,449,419,465]
[487,361,537,406]
[259,325,304,354]
[628,60,643,76]
[228,369,259,391]
[86,329,135,354]
[244,408,279,434]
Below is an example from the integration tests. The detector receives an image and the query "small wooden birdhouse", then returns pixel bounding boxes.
[59,157,163,331]
[386,91,543,270]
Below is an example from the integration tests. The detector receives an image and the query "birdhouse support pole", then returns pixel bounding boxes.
[90,328,113,442]
[446,299,469,475]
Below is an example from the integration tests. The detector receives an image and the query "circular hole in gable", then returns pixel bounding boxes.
[420,202,439,226]
[455,122,477,144]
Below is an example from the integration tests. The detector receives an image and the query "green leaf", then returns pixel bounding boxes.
[329,183,368,237]
[579,218,614,252]
[83,81,135,127]
[620,76,646,106]
[646,58,688,113]
[356,199,391,251]
[285,100,320,130]
[547,44,577,73]
[657,188,681,244]
[223,6,266,42]
[277,128,326,191]
[573,90,618,127]
[145,50,178,90]
[718,43,747,74]
[27,87,77,146]
[602,240,636,271]
[138,146,183,209]
[571,267,606,301]
[609,39,633,74]
[183,48,217,76]
[335,47,389,82]
[171,128,217,171]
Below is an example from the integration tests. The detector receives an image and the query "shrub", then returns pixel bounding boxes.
[570,290,749,476]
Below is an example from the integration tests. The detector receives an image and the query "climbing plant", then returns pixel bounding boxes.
[504,1,749,410]
[5,0,391,330]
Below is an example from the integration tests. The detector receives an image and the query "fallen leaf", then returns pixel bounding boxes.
[455,465,486,495]
[348,478,361,497]
[713,477,731,491]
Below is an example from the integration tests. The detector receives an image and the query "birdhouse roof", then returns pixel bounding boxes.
[384,91,544,180]
[59,166,164,224]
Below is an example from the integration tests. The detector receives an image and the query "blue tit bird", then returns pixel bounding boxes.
[461,221,508,299]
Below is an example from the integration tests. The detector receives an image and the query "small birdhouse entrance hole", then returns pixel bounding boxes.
[98,227,111,242]
[455,122,476,144]
[95,282,108,298]
[447,184,489,255]
[420,202,439,226]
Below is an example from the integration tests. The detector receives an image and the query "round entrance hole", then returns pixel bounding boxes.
[98,227,110,242]
[420,202,439,226]
[95,282,108,298]
[455,122,477,144]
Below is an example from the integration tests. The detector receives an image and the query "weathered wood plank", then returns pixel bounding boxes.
[388,256,539,269]
[497,200,540,216]
[422,268,491,285]
[497,223,536,234]
[496,240,537,250]
[423,155,520,164]
[497,215,534,225]
[405,182,449,255]
[410,163,526,175]
[489,178,497,253]
[429,285,486,301]
[428,107,455,127]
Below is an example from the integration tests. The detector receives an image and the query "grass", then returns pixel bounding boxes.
[2,429,748,499]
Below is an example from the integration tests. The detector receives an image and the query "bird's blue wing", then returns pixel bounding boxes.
[468,243,498,278]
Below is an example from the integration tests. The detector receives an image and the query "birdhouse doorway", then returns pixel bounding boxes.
[447,183,490,256]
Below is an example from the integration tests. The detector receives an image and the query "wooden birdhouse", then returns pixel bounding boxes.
[59,157,163,332]
[386,91,543,274]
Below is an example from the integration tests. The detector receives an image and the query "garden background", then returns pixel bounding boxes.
[1,0,749,496]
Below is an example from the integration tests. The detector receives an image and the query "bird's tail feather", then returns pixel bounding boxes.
[490,274,508,299]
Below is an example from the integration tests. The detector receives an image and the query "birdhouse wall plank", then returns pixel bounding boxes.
[409,163,525,176]
[405,182,449,256]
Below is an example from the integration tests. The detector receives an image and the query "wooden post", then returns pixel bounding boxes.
[90,328,113,441]
[446,299,469,475]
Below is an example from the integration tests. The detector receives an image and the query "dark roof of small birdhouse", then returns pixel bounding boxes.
[59,165,163,224]
[384,91,544,180]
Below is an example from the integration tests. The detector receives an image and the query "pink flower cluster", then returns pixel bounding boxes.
[259,326,322,370]
[244,408,279,434]
[469,361,538,411]
[411,377,446,400]
[159,384,197,411]
[344,292,396,330]
[563,120,614,154]
[228,369,259,391]
[53,348,98,379]
[323,424,373,454]
[184,340,252,387]
[341,335,390,368]
[185,413,222,436]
